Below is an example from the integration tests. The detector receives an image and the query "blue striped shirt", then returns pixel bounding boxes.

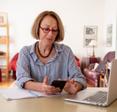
[16,42,87,88]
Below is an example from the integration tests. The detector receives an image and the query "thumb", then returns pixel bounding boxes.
[70,79,74,84]
[43,76,48,85]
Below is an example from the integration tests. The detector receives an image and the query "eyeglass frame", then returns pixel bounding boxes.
[40,26,58,34]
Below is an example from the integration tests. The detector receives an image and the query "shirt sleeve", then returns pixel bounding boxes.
[67,48,87,89]
[16,47,34,88]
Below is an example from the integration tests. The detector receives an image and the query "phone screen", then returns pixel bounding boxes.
[51,80,66,92]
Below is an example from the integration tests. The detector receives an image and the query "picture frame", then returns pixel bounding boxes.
[0,12,7,26]
[84,25,97,47]
[106,24,112,47]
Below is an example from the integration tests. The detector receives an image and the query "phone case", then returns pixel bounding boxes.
[51,80,66,92]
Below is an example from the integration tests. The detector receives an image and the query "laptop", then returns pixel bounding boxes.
[64,59,117,106]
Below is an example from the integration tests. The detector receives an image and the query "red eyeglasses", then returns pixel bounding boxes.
[40,26,58,34]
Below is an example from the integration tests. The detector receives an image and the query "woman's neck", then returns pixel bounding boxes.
[37,42,53,58]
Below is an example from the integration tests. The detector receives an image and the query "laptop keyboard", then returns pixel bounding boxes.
[83,91,107,104]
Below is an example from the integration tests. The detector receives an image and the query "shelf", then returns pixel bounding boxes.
[0,37,8,44]
[0,12,9,81]
[0,54,7,58]
[0,24,7,27]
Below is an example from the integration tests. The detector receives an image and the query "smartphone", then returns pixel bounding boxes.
[51,80,67,92]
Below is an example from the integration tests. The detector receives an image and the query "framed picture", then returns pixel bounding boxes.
[84,25,97,47]
[106,24,112,47]
[0,12,7,26]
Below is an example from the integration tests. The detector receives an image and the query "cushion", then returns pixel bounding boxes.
[9,53,19,71]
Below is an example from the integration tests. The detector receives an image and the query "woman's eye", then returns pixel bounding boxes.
[44,28,49,32]
[52,29,58,32]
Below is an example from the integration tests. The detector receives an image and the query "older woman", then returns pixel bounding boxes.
[16,10,87,95]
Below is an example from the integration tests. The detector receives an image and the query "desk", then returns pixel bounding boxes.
[0,94,117,112]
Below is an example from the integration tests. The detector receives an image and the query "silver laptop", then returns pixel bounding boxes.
[64,59,117,106]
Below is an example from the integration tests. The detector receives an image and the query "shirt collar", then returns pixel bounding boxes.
[54,42,63,53]
[29,42,63,64]
[30,42,38,62]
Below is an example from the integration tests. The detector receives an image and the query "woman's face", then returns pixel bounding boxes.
[39,15,58,45]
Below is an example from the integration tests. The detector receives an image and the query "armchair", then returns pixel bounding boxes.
[0,69,1,82]
[83,51,115,87]
[9,53,19,80]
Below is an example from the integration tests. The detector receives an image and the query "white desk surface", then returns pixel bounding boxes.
[0,94,117,112]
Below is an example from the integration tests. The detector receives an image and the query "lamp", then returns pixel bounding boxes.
[89,40,96,57]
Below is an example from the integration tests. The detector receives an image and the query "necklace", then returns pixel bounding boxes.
[37,43,53,58]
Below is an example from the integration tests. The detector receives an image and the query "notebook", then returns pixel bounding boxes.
[64,59,117,106]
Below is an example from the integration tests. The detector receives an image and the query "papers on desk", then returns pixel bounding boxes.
[0,88,64,101]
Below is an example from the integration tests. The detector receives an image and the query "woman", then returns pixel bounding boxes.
[16,10,87,95]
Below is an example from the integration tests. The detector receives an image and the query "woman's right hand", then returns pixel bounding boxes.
[42,76,60,94]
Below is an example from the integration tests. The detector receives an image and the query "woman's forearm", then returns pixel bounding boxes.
[24,81,44,92]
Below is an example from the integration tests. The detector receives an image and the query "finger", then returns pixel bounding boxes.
[64,82,78,94]
[67,87,77,95]
[50,86,60,93]
[45,87,60,94]
[43,76,48,85]
[56,87,61,92]
[69,79,75,84]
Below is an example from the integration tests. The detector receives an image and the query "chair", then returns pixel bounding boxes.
[0,68,2,82]
[83,51,115,87]
[9,53,19,80]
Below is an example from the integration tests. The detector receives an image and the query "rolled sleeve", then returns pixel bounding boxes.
[16,77,34,88]
[67,48,87,89]
[16,47,34,88]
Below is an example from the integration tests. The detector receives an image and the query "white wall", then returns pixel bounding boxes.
[103,0,117,58]
[0,0,108,59]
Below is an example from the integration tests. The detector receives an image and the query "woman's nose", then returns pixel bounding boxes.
[48,30,53,35]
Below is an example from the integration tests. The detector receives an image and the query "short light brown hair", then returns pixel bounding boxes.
[31,11,64,42]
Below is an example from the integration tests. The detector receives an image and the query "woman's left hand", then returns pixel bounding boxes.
[64,79,82,95]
